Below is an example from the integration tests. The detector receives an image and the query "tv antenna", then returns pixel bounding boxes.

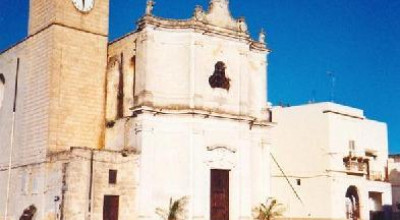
[327,71,335,102]
[311,89,316,103]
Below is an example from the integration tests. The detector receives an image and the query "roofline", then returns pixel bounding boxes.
[0,37,27,56]
[108,31,138,45]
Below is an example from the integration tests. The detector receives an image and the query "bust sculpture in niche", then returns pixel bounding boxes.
[209,61,230,91]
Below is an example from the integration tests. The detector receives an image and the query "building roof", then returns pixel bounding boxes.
[110,0,269,52]
[273,102,365,119]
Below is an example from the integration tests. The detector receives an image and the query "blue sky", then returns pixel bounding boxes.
[0,0,399,152]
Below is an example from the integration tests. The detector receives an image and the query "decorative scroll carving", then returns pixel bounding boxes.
[136,0,266,48]
[207,145,237,153]
[209,61,231,91]
[194,5,205,21]
[206,0,238,31]
[205,145,237,170]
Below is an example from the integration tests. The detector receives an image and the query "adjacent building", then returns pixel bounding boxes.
[271,102,392,220]
[388,154,400,218]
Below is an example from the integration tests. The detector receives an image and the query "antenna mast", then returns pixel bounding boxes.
[327,71,335,102]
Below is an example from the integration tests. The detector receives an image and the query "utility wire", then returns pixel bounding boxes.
[270,152,304,205]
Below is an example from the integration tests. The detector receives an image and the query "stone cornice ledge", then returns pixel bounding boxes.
[130,105,274,128]
[137,15,270,52]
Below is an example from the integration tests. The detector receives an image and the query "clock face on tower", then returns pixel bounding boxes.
[72,0,95,13]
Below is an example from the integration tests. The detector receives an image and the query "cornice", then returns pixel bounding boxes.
[136,15,269,53]
[135,0,270,52]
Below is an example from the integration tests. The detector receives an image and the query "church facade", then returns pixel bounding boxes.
[0,0,273,219]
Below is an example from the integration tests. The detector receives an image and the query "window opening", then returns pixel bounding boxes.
[109,170,117,184]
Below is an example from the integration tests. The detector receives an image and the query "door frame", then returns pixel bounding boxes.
[210,169,230,220]
[103,195,119,220]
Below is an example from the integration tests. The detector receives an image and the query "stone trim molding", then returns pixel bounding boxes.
[207,146,237,153]
[135,0,269,52]
[205,145,237,170]
[130,105,274,128]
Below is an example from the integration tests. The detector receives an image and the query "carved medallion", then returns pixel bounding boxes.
[209,61,231,91]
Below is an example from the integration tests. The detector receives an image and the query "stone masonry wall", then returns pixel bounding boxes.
[48,25,108,152]
[0,28,53,167]
[63,148,138,220]
[0,158,64,220]
[29,0,110,36]
[1,148,138,220]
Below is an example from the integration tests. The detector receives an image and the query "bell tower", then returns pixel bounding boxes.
[28,0,109,36]
[27,0,110,151]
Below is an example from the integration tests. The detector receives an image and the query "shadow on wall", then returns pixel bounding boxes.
[390,168,400,206]
[369,205,393,220]
[393,212,400,220]
[389,168,400,183]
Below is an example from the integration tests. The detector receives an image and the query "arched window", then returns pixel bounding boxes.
[0,74,5,109]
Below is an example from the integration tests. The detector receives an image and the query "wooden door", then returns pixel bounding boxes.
[211,169,229,220]
[103,195,119,220]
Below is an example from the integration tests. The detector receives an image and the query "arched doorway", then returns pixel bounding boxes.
[345,185,360,220]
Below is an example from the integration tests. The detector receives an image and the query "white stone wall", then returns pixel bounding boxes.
[271,102,392,220]
[270,104,332,218]
[129,27,268,119]
[105,12,272,219]
[129,112,271,220]
[326,105,388,175]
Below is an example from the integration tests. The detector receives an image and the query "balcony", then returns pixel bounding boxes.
[345,160,366,172]
[343,156,367,175]
[342,153,389,181]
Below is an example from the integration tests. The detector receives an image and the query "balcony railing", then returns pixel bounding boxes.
[344,160,366,173]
